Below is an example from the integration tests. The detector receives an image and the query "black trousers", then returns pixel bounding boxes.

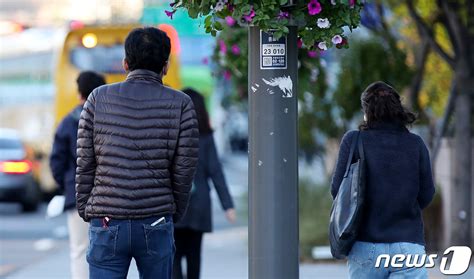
[173,228,204,279]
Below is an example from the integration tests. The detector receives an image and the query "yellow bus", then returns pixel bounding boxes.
[54,24,182,125]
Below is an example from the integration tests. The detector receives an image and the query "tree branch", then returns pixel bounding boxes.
[438,0,467,58]
[468,0,474,43]
[432,80,457,162]
[407,37,430,114]
[405,0,456,68]
[437,10,459,56]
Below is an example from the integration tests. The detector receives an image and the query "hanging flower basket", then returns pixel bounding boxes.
[166,0,363,50]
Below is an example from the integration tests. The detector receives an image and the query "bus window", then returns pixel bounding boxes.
[69,44,125,74]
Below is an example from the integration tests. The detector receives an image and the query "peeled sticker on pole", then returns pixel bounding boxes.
[260,30,287,70]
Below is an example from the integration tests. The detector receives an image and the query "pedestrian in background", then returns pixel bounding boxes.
[75,27,199,279]
[50,71,105,279]
[331,81,435,279]
[173,88,236,279]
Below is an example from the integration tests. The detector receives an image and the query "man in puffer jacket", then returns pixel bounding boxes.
[75,27,199,279]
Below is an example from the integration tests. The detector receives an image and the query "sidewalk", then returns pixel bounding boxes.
[6,226,349,279]
[5,154,473,278]
[7,226,473,278]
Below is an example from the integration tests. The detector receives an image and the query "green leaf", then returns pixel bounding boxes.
[273,31,284,39]
[200,0,210,10]
[211,30,217,37]
[188,8,199,19]
[280,0,288,5]
[240,4,252,14]
[214,21,224,31]
[204,15,212,26]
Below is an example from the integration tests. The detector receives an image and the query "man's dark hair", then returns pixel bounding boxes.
[76,71,106,100]
[124,27,171,75]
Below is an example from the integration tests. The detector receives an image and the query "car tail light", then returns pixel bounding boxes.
[0,160,32,174]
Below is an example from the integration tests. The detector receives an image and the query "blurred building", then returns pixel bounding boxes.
[0,0,143,26]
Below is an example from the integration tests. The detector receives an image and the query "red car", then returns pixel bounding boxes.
[0,128,40,212]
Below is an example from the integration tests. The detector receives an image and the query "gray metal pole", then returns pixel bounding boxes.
[248,25,299,279]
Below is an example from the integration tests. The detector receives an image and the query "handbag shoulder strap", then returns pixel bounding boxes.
[358,131,365,161]
[343,131,360,177]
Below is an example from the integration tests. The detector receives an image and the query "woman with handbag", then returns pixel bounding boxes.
[330,81,435,278]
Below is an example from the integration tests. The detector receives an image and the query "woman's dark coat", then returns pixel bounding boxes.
[175,134,234,232]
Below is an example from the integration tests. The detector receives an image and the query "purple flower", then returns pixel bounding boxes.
[332,35,343,44]
[170,2,176,7]
[317,41,327,50]
[202,57,209,65]
[308,0,322,15]
[243,7,255,23]
[307,50,318,58]
[231,44,241,55]
[225,16,236,26]
[224,70,232,80]
[349,0,356,7]
[227,3,235,13]
[278,11,289,19]
[219,40,227,54]
[165,10,176,19]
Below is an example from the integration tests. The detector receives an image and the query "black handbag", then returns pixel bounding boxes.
[329,131,366,259]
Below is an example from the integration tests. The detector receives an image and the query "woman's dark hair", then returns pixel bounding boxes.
[76,71,106,100]
[182,88,213,135]
[124,27,171,75]
[360,81,416,130]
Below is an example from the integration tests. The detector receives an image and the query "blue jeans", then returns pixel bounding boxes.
[87,215,174,279]
[348,241,428,279]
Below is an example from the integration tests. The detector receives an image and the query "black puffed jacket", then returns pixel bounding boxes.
[75,69,199,222]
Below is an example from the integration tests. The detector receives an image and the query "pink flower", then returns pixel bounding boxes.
[202,57,209,65]
[224,70,232,80]
[278,11,289,19]
[349,0,356,7]
[308,0,322,15]
[225,16,236,26]
[243,7,256,23]
[307,50,318,58]
[297,38,303,48]
[231,44,241,55]
[219,40,227,54]
[165,10,176,19]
